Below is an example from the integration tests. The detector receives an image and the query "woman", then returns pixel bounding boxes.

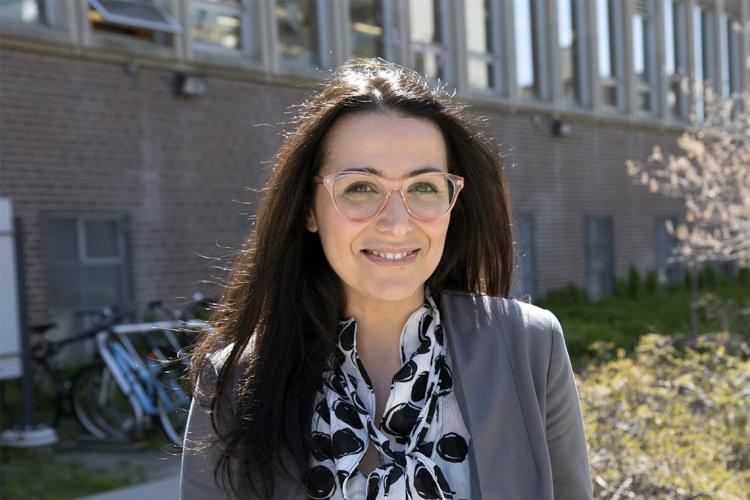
[181,59,593,500]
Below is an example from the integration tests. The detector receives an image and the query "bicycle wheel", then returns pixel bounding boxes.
[155,363,191,446]
[70,363,143,441]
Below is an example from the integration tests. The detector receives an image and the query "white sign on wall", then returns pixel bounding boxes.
[0,198,22,380]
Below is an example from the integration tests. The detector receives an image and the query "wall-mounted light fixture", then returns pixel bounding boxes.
[174,73,206,97]
[551,118,572,137]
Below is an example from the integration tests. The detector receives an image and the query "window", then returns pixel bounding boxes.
[720,10,743,97]
[350,0,387,59]
[409,0,449,82]
[276,0,321,69]
[0,0,45,24]
[633,0,656,113]
[89,0,180,43]
[693,4,715,121]
[663,0,686,119]
[513,0,541,98]
[655,216,682,286]
[557,0,583,104]
[42,217,132,340]
[193,0,245,51]
[596,0,621,107]
[585,216,614,300]
[465,0,503,93]
[510,214,537,300]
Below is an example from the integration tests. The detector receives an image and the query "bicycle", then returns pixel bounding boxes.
[71,319,209,446]
[22,309,127,435]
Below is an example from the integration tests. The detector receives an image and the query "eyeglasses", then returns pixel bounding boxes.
[314,171,464,221]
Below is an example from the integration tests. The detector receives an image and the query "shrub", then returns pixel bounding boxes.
[738,267,750,285]
[698,263,719,288]
[627,264,641,298]
[578,332,750,499]
[541,283,590,307]
[644,270,659,294]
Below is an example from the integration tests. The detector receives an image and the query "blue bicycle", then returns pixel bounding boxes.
[71,320,207,445]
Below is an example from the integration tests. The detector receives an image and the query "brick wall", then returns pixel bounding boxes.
[0,46,684,329]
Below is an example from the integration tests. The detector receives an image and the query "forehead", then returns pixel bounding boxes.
[319,112,448,177]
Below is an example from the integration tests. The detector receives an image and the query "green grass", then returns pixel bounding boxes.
[536,277,750,371]
[0,446,139,500]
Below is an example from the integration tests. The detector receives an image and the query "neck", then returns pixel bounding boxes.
[344,287,425,363]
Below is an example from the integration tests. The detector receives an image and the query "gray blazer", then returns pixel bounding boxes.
[181,291,594,499]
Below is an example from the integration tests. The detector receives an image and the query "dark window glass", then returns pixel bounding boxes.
[514,0,539,97]
[585,216,614,300]
[558,0,580,103]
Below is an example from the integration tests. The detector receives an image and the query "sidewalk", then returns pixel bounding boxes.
[76,474,180,500]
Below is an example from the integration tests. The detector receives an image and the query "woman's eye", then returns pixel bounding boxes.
[409,182,439,193]
[345,182,378,193]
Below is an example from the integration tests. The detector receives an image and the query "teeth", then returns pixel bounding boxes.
[370,250,411,260]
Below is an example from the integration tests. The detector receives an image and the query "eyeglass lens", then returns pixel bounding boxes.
[332,173,457,220]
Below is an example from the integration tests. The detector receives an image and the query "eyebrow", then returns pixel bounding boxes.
[341,166,444,178]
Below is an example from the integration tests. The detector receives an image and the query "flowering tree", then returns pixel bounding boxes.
[625,89,750,337]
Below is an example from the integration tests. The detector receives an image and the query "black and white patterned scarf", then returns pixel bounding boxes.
[305,293,471,499]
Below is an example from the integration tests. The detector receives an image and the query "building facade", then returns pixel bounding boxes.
[1,0,748,337]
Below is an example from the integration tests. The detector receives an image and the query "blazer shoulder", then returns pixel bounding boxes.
[439,290,561,337]
[192,340,255,407]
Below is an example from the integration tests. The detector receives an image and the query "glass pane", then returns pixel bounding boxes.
[194,7,241,49]
[638,89,651,111]
[0,0,41,23]
[633,14,647,81]
[510,215,536,299]
[42,218,79,262]
[513,0,537,96]
[693,5,706,120]
[85,220,120,259]
[277,0,321,68]
[663,0,675,73]
[596,0,618,79]
[602,83,617,106]
[558,0,579,102]
[47,264,83,309]
[465,0,492,54]
[350,0,384,58]
[83,264,123,309]
[468,59,493,89]
[413,49,445,81]
[409,0,442,45]
[90,0,180,32]
[721,15,741,96]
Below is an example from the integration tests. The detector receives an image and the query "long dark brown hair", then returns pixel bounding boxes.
[189,59,513,498]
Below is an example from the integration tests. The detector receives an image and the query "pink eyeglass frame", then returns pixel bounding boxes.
[313,171,465,222]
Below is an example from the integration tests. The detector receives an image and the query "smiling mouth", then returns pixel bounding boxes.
[362,249,419,261]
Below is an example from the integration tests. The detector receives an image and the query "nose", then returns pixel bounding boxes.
[375,189,413,237]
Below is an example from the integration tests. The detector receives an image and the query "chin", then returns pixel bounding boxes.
[361,279,426,303]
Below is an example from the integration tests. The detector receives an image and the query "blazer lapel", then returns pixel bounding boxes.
[440,291,546,499]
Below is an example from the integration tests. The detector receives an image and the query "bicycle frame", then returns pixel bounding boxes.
[94,320,209,432]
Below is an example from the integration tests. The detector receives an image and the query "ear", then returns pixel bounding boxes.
[305,209,318,233]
